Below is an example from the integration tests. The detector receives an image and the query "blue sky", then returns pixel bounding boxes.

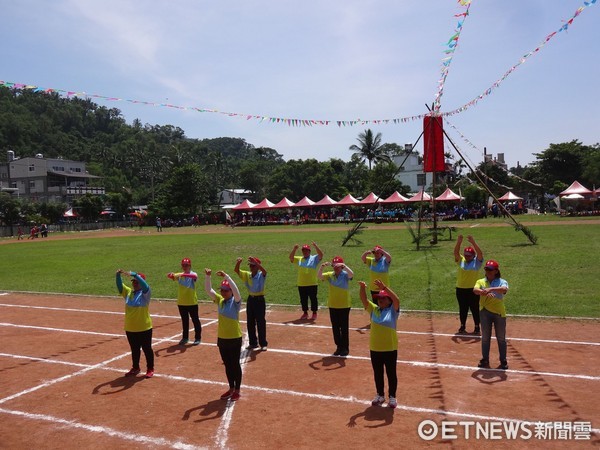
[2,1,598,170]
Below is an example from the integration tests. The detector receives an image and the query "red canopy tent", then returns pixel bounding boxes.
[253,198,275,209]
[381,191,409,204]
[435,188,462,202]
[337,194,360,205]
[272,197,296,208]
[559,181,593,197]
[63,208,79,218]
[358,192,383,205]
[313,195,337,206]
[294,196,316,207]
[406,190,432,202]
[232,199,256,210]
[497,191,523,202]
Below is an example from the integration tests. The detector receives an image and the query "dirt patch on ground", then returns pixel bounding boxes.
[0,292,598,448]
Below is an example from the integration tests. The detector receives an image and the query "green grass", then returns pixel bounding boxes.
[1,218,599,318]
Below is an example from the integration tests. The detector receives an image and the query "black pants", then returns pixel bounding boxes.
[126,329,154,370]
[370,350,397,398]
[247,295,268,347]
[329,307,350,352]
[298,285,318,313]
[178,304,202,340]
[218,337,242,390]
[455,287,480,327]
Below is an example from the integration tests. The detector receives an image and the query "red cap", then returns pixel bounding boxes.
[220,280,232,290]
[181,258,192,266]
[332,256,344,265]
[133,273,146,280]
[374,289,391,299]
[301,244,311,251]
[373,245,383,252]
[249,257,261,265]
[484,260,499,270]
[464,247,475,255]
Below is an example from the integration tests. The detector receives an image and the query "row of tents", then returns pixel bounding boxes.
[557,181,599,200]
[229,188,528,211]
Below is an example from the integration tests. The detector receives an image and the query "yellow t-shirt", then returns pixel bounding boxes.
[294,255,320,286]
[121,285,152,332]
[175,271,198,305]
[475,277,509,317]
[322,270,351,308]
[456,256,483,288]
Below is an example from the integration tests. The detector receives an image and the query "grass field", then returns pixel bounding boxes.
[1,217,598,317]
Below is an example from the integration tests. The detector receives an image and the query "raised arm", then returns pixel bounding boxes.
[361,250,371,264]
[217,271,242,302]
[116,269,125,294]
[131,271,150,293]
[250,256,267,276]
[317,262,330,280]
[343,264,354,279]
[204,268,217,300]
[234,257,243,276]
[313,241,324,261]
[374,279,399,311]
[358,281,370,309]
[467,235,483,261]
[454,234,464,262]
[289,244,299,263]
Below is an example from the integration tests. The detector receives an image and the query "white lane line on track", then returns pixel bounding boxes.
[1,322,598,381]
[1,302,598,347]
[0,331,179,405]
[2,295,599,321]
[0,407,205,450]
[1,352,599,436]
[0,305,600,347]
[214,308,250,450]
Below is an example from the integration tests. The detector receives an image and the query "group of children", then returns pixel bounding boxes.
[115,237,508,408]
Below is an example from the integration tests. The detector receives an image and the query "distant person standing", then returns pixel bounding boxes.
[40,223,48,238]
[358,279,400,409]
[474,260,509,370]
[115,269,154,378]
[318,256,354,356]
[156,217,162,232]
[289,242,323,320]
[204,268,243,401]
[361,245,392,299]
[453,235,483,335]
[17,226,24,240]
[234,256,268,351]
[168,258,202,346]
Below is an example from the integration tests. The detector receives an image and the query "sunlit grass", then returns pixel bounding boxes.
[1,218,598,318]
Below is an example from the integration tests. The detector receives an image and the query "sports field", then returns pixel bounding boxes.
[0,221,599,448]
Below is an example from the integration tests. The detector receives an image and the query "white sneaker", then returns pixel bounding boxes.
[371,395,385,406]
[388,397,397,409]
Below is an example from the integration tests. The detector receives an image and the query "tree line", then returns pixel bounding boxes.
[0,86,598,224]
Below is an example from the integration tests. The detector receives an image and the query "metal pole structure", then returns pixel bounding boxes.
[341,131,425,246]
[440,121,537,244]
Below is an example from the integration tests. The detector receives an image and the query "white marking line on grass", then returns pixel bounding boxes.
[2,352,599,436]
[0,407,205,450]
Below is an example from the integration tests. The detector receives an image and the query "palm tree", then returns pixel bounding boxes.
[349,129,391,170]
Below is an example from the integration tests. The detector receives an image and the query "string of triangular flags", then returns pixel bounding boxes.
[433,0,472,113]
[0,0,595,127]
[443,0,596,117]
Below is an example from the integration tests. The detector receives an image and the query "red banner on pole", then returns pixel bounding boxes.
[423,115,445,173]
